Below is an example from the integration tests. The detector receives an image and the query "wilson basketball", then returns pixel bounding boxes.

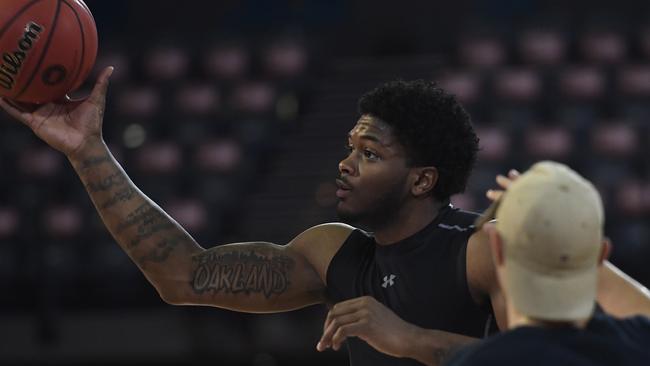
[0,0,98,104]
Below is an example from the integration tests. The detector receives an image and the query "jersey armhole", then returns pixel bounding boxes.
[325,229,368,303]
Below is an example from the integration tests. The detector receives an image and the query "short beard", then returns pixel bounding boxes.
[336,179,407,231]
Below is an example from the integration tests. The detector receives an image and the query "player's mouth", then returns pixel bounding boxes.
[335,178,352,199]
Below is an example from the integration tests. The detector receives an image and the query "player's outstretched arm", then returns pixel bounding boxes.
[0,67,351,313]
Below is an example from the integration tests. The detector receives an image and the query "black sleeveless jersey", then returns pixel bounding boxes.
[326,204,495,366]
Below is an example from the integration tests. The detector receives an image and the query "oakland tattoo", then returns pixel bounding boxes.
[191,250,295,298]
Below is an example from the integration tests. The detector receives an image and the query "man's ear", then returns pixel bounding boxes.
[484,223,505,267]
[410,166,438,197]
[599,237,612,265]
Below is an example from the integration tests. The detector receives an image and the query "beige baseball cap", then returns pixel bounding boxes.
[482,161,605,321]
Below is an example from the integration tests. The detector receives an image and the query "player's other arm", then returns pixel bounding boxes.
[598,261,650,317]
[317,231,491,366]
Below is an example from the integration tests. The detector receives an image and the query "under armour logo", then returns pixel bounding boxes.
[382,274,396,288]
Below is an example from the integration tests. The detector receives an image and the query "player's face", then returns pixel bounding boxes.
[336,115,412,228]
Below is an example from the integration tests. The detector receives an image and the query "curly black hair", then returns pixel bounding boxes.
[358,79,479,201]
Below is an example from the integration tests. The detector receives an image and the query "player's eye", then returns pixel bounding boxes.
[363,149,380,161]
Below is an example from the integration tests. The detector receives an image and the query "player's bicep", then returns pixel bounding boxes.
[466,230,507,330]
[171,241,326,313]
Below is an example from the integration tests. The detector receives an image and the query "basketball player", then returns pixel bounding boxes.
[1,67,649,366]
[444,161,650,366]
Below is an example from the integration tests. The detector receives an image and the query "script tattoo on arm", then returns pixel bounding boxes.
[100,186,136,209]
[137,234,194,269]
[87,171,126,192]
[79,155,111,171]
[191,249,295,299]
[117,203,175,249]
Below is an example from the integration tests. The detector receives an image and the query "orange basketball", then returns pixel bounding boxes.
[0,0,98,104]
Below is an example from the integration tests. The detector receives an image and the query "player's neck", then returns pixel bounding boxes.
[507,303,590,330]
[373,198,445,245]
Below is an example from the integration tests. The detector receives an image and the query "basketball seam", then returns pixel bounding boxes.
[0,0,43,39]
[61,0,85,91]
[15,0,63,100]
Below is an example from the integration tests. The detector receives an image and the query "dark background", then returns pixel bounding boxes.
[1,0,650,364]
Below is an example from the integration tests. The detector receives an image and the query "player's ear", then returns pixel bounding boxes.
[410,166,438,197]
[599,237,612,265]
[484,223,505,267]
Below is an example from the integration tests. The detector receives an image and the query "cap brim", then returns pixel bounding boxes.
[505,258,597,321]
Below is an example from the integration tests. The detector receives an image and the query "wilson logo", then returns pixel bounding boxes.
[0,22,44,91]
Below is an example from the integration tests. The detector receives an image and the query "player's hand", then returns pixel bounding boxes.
[0,66,113,160]
[486,169,520,202]
[317,296,419,358]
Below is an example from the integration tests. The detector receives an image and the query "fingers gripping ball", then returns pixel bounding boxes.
[0,0,98,104]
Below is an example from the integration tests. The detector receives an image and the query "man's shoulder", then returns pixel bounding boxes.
[289,222,356,251]
[447,317,650,366]
[445,329,536,366]
[437,205,481,233]
[591,312,650,338]
[287,223,357,285]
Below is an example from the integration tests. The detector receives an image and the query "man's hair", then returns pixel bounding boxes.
[358,79,479,201]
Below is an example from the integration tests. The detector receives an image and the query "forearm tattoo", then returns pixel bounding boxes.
[80,154,197,272]
[137,234,193,269]
[87,171,126,192]
[100,186,136,209]
[117,203,175,248]
[191,250,295,298]
[79,155,111,171]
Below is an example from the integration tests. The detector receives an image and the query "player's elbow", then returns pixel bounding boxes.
[155,285,186,305]
[159,290,180,305]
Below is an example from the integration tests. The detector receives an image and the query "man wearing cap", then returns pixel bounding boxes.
[445,161,650,366]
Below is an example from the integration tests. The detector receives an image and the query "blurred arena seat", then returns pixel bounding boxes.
[493,67,541,103]
[174,83,221,116]
[616,64,650,98]
[558,65,607,101]
[580,29,627,65]
[164,198,209,234]
[144,44,191,82]
[115,86,162,118]
[518,28,567,66]
[203,43,250,81]
[18,146,65,178]
[195,139,243,173]
[524,123,573,161]
[437,70,482,106]
[262,39,309,79]
[0,206,20,240]
[474,126,511,162]
[458,34,506,69]
[230,81,277,115]
[43,204,84,239]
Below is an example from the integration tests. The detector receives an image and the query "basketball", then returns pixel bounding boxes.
[0,0,98,104]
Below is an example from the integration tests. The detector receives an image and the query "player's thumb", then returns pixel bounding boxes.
[88,66,114,105]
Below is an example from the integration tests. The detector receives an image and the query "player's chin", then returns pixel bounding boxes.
[336,201,361,224]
